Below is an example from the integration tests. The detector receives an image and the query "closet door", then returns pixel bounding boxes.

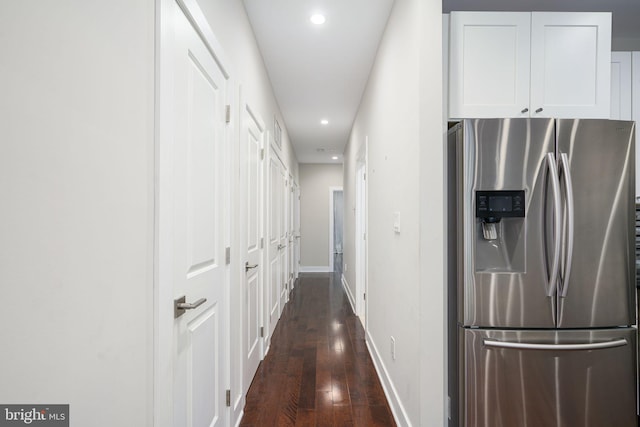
[610,52,632,120]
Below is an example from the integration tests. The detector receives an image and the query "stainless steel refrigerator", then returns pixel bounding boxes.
[447,118,637,427]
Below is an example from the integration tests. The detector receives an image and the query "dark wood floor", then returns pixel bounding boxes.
[239,269,397,426]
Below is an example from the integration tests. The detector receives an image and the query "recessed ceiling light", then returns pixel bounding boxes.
[310,14,326,25]
[321,119,329,125]
[332,156,339,160]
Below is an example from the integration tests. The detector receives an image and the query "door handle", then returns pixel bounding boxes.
[535,107,544,113]
[245,261,258,272]
[521,108,529,114]
[174,296,207,318]
[483,338,627,351]
[545,153,562,297]
[277,244,285,250]
[558,153,574,298]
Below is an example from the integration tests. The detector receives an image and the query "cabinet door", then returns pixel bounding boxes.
[632,52,640,197]
[610,52,632,120]
[449,12,531,119]
[530,12,611,119]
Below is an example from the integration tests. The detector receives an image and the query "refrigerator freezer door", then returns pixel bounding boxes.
[556,119,636,328]
[461,327,637,427]
[461,118,557,327]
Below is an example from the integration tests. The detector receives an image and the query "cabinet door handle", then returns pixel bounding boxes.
[521,108,529,114]
[535,107,543,113]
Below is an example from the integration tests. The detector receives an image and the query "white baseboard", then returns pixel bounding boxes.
[341,274,355,313]
[233,410,244,427]
[366,329,412,427]
[299,266,332,273]
[263,342,271,357]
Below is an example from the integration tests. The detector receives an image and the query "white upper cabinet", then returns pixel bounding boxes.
[530,13,611,118]
[610,52,632,120]
[449,12,531,118]
[449,12,612,119]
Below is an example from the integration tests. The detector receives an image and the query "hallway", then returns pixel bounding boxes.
[239,266,396,426]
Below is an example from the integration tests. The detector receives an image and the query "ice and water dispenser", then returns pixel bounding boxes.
[474,190,526,273]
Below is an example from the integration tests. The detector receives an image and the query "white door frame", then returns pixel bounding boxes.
[328,186,343,272]
[355,138,368,326]
[155,0,234,426]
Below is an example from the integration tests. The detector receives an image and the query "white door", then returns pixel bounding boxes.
[239,101,264,394]
[171,5,228,426]
[449,11,531,119]
[266,147,283,344]
[288,179,296,288]
[610,52,632,120]
[280,172,289,310]
[355,163,367,326]
[293,182,300,280]
[530,12,611,119]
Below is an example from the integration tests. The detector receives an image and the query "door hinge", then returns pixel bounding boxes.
[260,237,264,249]
[225,105,231,123]
[363,173,366,180]
[261,148,265,160]
[260,326,264,338]
[225,247,231,265]
[363,232,366,241]
[364,293,366,300]
[226,390,231,407]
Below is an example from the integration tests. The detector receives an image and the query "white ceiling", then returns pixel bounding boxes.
[243,0,394,164]
[244,0,640,164]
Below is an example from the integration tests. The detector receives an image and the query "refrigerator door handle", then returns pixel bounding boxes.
[545,153,562,297]
[558,152,575,298]
[483,338,628,351]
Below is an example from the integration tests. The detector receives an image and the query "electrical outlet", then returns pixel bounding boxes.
[390,336,396,361]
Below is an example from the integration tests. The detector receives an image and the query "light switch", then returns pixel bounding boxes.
[393,212,401,233]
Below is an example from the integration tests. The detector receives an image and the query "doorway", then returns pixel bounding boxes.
[329,187,344,273]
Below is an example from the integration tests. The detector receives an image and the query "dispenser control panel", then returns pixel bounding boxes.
[476,190,525,218]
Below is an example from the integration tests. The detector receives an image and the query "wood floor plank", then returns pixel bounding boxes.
[239,267,396,426]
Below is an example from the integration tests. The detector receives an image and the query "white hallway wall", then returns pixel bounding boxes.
[298,163,344,271]
[197,0,299,177]
[344,0,444,425]
[0,2,155,426]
